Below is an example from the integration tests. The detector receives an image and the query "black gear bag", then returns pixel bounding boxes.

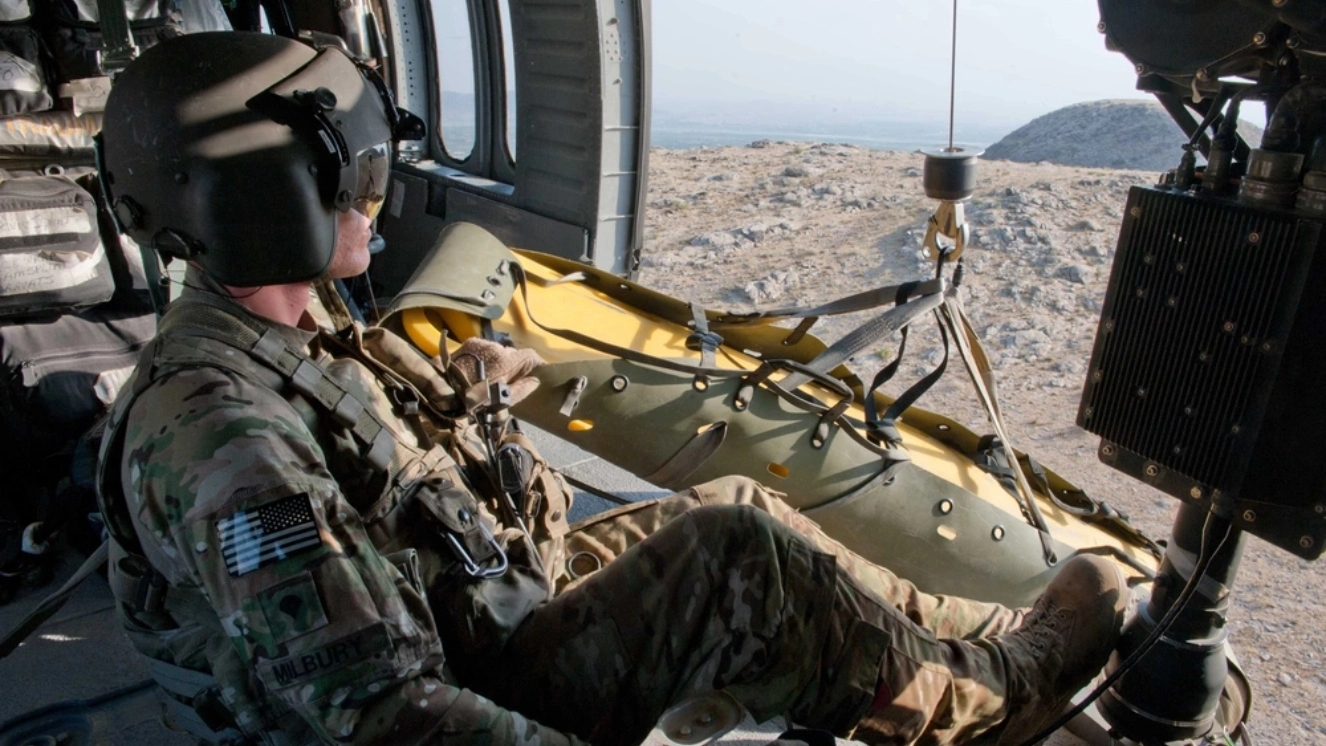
[41,0,182,83]
[0,2,56,118]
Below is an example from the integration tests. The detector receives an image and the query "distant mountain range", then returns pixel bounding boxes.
[438,92,1263,162]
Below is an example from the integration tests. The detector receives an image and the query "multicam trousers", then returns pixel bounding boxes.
[464,477,1028,746]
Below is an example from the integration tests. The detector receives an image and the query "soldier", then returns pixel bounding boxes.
[95,31,1127,746]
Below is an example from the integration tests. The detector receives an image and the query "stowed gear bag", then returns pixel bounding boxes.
[0,169,113,318]
[0,302,153,521]
[41,0,182,83]
[0,2,56,118]
[0,167,153,551]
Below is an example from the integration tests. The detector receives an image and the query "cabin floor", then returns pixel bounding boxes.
[0,425,1088,746]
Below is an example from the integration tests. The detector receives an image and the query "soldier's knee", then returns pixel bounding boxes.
[689,475,794,515]
[685,503,789,554]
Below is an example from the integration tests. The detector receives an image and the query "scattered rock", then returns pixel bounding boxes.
[1056,264,1094,284]
[1051,359,1085,375]
[742,270,798,303]
[690,231,737,250]
[783,165,814,178]
[748,139,772,149]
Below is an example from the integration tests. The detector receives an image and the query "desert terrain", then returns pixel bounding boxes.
[634,140,1326,745]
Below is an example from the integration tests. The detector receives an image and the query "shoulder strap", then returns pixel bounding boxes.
[158,293,401,472]
[95,293,417,578]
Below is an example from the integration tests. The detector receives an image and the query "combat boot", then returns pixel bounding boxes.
[979,554,1129,745]
[851,554,1127,746]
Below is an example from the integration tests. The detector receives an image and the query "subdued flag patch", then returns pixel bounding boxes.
[218,493,322,577]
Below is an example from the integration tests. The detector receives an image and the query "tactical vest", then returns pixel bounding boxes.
[95,291,573,745]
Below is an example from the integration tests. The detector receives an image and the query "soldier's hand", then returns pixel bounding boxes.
[450,337,545,405]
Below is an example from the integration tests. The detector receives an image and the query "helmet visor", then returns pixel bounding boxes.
[353,143,392,220]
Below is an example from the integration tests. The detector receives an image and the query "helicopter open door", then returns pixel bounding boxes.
[372,0,651,299]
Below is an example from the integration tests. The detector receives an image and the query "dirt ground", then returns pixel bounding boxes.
[635,142,1326,745]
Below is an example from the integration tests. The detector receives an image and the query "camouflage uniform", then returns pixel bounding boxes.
[100,279,1032,746]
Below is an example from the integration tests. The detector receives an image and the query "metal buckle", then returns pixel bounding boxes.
[443,523,508,579]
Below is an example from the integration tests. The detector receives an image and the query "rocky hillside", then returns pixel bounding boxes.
[637,140,1326,745]
[983,99,1261,171]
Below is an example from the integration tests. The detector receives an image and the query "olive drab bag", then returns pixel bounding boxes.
[0,2,56,118]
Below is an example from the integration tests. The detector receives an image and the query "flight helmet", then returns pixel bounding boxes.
[99,31,424,287]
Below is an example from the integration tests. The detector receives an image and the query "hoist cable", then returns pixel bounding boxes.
[947,0,958,151]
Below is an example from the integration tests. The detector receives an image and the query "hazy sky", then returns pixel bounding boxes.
[651,0,1146,127]
[431,0,1149,130]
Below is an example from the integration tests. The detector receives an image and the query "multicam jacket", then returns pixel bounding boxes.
[97,281,583,746]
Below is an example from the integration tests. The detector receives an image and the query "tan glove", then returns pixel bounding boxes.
[449,337,545,406]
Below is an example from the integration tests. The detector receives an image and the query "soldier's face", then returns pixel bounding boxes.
[328,208,373,279]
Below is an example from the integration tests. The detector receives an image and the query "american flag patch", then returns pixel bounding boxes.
[218,494,323,577]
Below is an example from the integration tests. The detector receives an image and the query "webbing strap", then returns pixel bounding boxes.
[685,302,723,371]
[511,264,910,465]
[711,278,946,326]
[0,541,109,659]
[95,0,138,74]
[313,278,356,335]
[777,283,948,392]
[871,311,951,446]
[643,422,729,489]
[159,296,399,474]
[942,294,1057,566]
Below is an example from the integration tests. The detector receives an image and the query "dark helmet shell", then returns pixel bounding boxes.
[100,31,393,287]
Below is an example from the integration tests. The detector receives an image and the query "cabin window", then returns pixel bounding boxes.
[497,0,517,162]
[432,0,477,161]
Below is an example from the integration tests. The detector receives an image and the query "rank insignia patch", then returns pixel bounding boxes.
[218,493,323,577]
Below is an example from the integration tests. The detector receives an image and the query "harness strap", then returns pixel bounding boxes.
[685,302,723,388]
[314,278,357,334]
[148,657,308,746]
[710,277,946,326]
[871,313,951,446]
[0,541,108,659]
[942,292,1058,567]
[159,294,400,474]
[776,282,949,392]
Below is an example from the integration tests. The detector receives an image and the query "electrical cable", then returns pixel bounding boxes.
[1016,506,1235,746]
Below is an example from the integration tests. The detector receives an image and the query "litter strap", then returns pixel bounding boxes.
[777,285,948,392]
[710,278,945,325]
[510,264,910,464]
[643,422,729,489]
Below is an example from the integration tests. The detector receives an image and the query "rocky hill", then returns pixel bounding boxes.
[638,140,1325,745]
[983,99,1261,171]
